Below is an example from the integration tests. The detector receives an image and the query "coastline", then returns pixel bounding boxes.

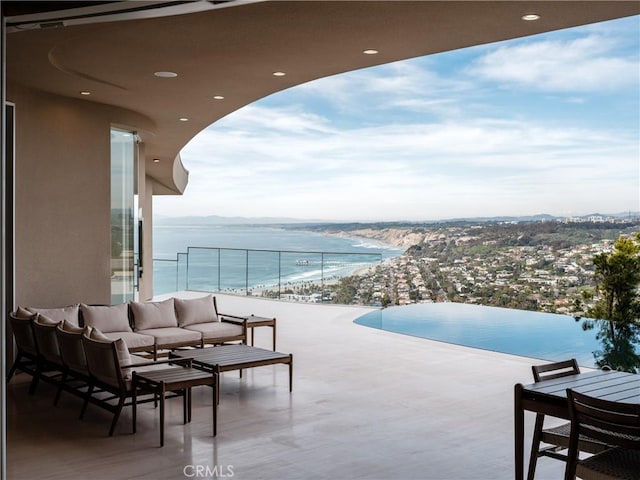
[321,228,418,250]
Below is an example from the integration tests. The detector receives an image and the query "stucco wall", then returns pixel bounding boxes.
[7,84,155,308]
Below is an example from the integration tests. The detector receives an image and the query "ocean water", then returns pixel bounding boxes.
[153,223,403,295]
[355,302,602,367]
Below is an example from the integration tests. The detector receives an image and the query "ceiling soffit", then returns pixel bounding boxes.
[6,1,640,194]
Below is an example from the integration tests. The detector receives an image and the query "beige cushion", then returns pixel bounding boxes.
[27,304,80,325]
[101,331,155,350]
[136,327,201,347]
[88,327,132,372]
[60,319,84,334]
[184,321,244,341]
[15,306,36,319]
[114,338,132,369]
[175,295,218,327]
[81,303,131,333]
[130,298,177,330]
[34,313,60,326]
[89,327,111,342]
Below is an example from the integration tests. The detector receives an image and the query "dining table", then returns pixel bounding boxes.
[514,369,640,480]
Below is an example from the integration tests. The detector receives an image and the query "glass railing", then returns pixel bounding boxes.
[153,247,383,302]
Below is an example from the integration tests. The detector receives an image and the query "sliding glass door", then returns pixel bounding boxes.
[110,128,139,304]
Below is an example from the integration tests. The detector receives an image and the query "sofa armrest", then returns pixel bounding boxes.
[220,316,248,344]
[219,314,248,324]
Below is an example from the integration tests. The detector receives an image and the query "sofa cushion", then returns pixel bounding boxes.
[136,327,201,347]
[60,319,84,334]
[35,313,60,326]
[183,321,244,341]
[88,327,132,372]
[27,304,80,325]
[81,303,131,333]
[130,298,177,330]
[175,295,218,327]
[101,331,155,350]
[88,327,111,342]
[15,306,36,319]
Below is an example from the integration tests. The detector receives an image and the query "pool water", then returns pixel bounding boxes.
[354,302,602,367]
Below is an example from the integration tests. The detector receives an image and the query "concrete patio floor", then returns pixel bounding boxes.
[7,294,569,479]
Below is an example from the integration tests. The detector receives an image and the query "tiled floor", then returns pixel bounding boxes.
[7,294,567,479]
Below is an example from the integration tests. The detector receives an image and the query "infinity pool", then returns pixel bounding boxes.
[354,302,601,367]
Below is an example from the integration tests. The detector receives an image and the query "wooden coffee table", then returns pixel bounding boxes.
[170,344,293,393]
[132,367,217,447]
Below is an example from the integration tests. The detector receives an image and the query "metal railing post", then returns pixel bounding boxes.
[321,252,325,303]
[217,248,221,292]
[186,247,191,291]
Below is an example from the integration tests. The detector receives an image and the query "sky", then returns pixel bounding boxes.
[154,15,640,222]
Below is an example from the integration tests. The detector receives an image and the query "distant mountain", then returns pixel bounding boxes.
[154,212,639,227]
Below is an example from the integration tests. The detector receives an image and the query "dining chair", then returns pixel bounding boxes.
[564,389,640,480]
[527,359,608,480]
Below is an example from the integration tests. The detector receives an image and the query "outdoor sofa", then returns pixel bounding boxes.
[9,294,248,362]
[8,295,237,438]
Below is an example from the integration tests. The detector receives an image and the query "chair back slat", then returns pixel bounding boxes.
[532,359,580,382]
[568,389,640,450]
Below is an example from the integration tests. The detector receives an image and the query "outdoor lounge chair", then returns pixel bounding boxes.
[565,389,640,480]
[527,359,608,480]
[81,329,191,436]
[8,305,81,394]
[55,321,100,414]
[7,311,40,393]
[31,315,66,404]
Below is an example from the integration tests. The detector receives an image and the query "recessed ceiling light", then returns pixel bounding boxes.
[80,91,91,95]
[179,117,189,122]
[153,158,160,163]
[363,49,379,55]
[272,71,286,77]
[213,95,225,100]
[154,71,178,78]
[522,14,540,21]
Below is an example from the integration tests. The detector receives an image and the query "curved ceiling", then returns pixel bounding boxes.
[6,1,640,194]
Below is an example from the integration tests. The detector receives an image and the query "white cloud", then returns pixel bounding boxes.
[156,111,639,221]
[469,35,639,92]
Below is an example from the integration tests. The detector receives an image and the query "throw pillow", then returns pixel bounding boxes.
[88,327,111,342]
[35,313,60,326]
[130,297,177,330]
[60,319,84,334]
[28,304,80,325]
[15,306,36,319]
[175,295,218,327]
[81,303,131,333]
